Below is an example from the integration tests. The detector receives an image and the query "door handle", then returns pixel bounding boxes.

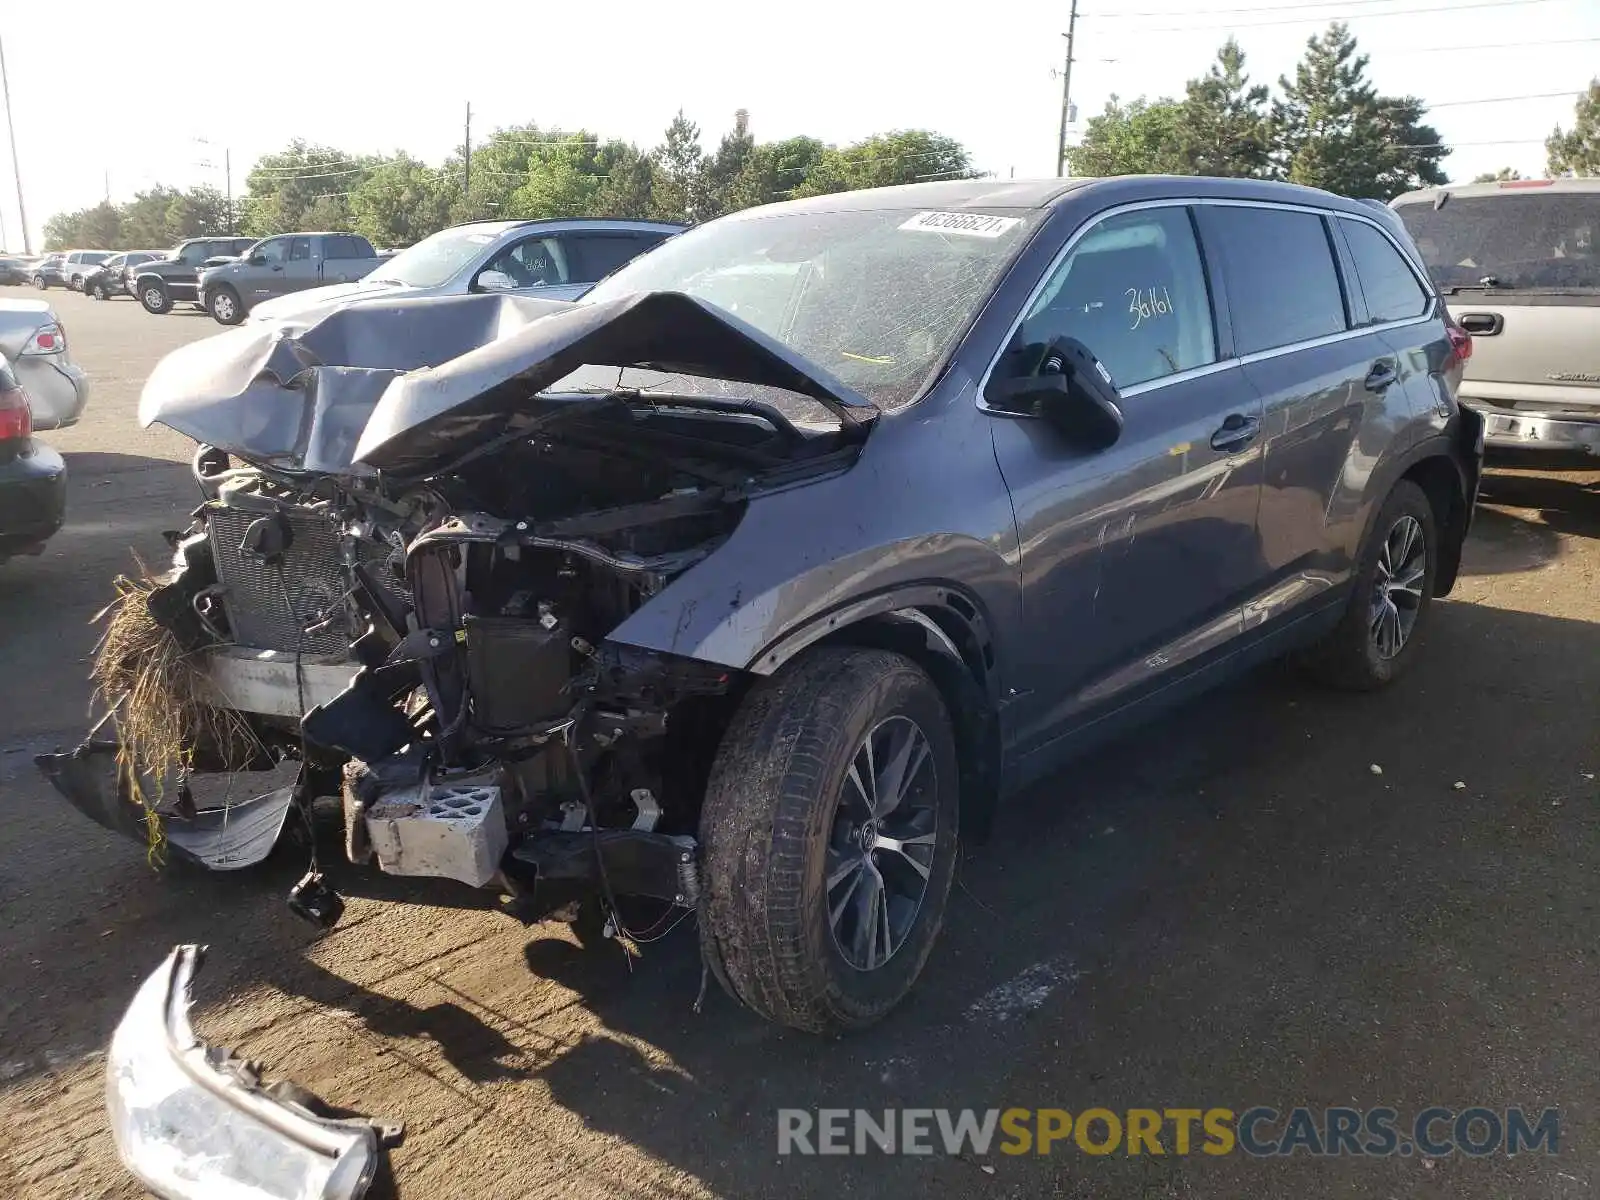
[1458,312,1503,335]
[1209,412,1260,451]
[1365,361,1398,392]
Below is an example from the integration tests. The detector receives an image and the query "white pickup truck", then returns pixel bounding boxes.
[197,232,394,325]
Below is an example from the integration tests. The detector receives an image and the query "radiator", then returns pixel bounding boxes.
[206,501,351,656]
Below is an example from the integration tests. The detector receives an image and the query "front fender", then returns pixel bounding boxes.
[604,380,1024,696]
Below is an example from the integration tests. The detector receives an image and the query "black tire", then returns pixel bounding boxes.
[1299,479,1437,691]
[208,284,244,325]
[139,280,173,314]
[699,647,960,1034]
[94,279,110,300]
[31,274,47,290]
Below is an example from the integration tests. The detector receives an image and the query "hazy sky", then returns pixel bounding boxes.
[2,0,1597,249]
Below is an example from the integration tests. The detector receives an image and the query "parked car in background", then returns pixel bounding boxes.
[246,218,685,324]
[1393,177,1600,457]
[132,236,257,314]
[0,298,89,429]
[42,178,1481,1056]
[0,256,32,286]
[0,352,66,562]
[196,232,396,324]
[84,250,160,300]
[61,250,114,291]
[30,253,64,289]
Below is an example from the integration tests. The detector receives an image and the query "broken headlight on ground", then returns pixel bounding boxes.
[108,945,402,1200]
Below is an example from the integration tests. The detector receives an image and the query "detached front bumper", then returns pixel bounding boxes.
[1474,407,1600,455]
[108,945,401,1200]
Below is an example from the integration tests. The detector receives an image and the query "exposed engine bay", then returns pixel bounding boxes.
[38,288,877,932]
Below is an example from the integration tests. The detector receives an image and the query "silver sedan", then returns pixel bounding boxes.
[0,299,89,429]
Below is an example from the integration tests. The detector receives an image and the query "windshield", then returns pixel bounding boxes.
[370,224,508,288]
[1395,192,1600,290]
[581,206,1044,409]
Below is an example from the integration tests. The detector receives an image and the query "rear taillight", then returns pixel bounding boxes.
[21,322,64,355]
[0,384,32,441]
[1445,317,1473,366]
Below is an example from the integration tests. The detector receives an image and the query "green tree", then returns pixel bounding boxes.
[1271,23,1446,199]
[592,143,658,219]
[1472,167,1525,183]
[1177,39,1272,178]
[351,153,458,246]
[1546,79,1600,176]
[796,130,977,196]
[1064,97,1188,177]
[703,109,757,217]
[651,110,709,223]
[164,186,230,241]
[242,140,373,234]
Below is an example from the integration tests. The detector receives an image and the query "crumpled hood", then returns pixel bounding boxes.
[249,279,404,324]
[139,289,875,478]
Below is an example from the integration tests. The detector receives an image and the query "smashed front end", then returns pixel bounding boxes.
[38,289,874,922]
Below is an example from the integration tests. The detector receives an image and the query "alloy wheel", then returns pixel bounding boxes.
[1370,514,1426,659]
[826,714,939,971]
[212,292,235,321]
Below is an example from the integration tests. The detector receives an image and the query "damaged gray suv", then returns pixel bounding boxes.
[42,177,1483,1044]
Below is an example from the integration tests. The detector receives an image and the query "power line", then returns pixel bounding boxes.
[1086,0,1446,17]
[1392,34,1600,54]
[1429,90,1582,109]
[1093,0,1554,34]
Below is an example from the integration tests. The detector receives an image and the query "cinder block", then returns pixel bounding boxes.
[365,783,507,887]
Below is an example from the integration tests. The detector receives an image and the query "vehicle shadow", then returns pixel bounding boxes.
[1456,465,1600,577]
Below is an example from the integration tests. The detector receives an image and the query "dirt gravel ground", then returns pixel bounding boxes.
[0,287,1596,1200]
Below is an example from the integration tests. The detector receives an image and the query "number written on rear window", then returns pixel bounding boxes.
[1341,219,1429,324]
[1202,206,1348,355]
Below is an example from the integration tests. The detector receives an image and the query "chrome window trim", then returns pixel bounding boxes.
[975,195,1442,416]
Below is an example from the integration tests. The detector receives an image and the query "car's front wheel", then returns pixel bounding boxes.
[139,281,172,314]
[31,274,47,290]
[700,647,960,1034]
[207,285,244,325]
[1301,479,1437,691]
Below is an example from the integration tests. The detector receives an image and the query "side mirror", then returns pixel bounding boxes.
[476,269,515,292]
[249,254,267,267]
[987,336,1124,450]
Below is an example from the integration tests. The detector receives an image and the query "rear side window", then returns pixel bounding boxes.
[324,234,369,259]
[289,237,312,261]
[1013,207,1217,390]
[1341,219,1429,324]
[568,233,666,282]
[1203,206,1347,355]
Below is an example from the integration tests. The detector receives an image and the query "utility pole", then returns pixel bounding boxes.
[463,102,472,206]
[1056,0,1079,178]
[224,148,233,233]
[0,34,30,253]
[104,169,110,204]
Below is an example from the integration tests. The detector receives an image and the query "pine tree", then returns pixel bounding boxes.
[651,110,709,224]
[1177,39,1272,178]
[1547,79,1600,176]
[1271,23,1446,199]
[703,109,757,218]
